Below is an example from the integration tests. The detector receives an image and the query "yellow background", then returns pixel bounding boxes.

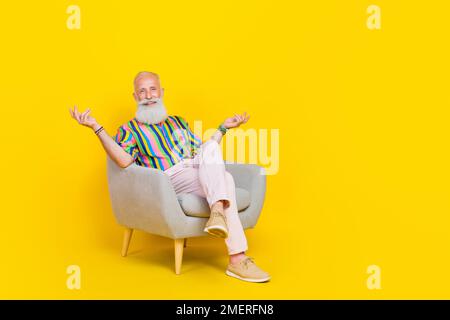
[1,0,449,299]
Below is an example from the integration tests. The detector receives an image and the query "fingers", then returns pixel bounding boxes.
[81,108,90,117]
[235,112,250,125]
[69,106,78,119]
[85,109,91,122]
[71,105,88,123]
[70,105,93,123]
[81,108,91,122]
[73,106,81,122]
[243,112,250,123]
[83,109,91,122]
[227,112,250,127]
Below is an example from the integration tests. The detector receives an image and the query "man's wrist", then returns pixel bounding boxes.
[92,123,102,132]
[218,123,228,135]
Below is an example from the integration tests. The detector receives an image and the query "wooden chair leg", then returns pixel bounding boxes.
[174,239,185,275]
[121,228,133,257]
[184,238,187,248]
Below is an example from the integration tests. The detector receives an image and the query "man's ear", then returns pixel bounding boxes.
[132,92,138,102]
[161,88,165,98]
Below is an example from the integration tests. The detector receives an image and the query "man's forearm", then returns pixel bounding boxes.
[210,129,224,144]
[92,124,134,168]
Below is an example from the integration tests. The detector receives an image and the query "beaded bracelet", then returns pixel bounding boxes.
[218,124,228,135]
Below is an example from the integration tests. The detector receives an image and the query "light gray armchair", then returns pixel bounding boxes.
[106,156,266,274]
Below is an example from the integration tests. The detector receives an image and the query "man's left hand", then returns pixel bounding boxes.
[223,112,250,129]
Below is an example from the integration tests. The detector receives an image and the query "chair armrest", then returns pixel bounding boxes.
[225,162,267,228]
[106,156,186,238]
[224,162,266,191]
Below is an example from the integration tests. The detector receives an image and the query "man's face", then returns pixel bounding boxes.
[133,76,163,105]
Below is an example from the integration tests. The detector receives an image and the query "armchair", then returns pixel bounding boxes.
[106,156,266,274]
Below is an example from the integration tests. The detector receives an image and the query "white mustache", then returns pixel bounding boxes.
[139,98,161,106]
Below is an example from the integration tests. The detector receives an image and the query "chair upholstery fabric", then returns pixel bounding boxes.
[177,188,251,218]
[106,156,266,239]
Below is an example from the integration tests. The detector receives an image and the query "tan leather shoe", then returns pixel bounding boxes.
[204,210,228,238]
[226,257,271,283]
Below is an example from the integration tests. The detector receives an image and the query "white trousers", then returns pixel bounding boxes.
[163,140,248,255]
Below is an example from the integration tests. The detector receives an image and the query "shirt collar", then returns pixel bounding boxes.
[134,117,167,126]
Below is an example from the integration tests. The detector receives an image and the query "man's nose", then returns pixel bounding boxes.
[145,92,158,100]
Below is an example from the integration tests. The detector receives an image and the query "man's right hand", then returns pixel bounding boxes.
[69,105,99,130]
[69,105,134,168]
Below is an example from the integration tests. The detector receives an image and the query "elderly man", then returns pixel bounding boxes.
[69,71,270,283]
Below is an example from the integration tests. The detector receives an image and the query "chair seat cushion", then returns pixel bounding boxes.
[177,188,251,218]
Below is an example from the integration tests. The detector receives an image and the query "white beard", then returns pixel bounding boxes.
[135,97,168,125]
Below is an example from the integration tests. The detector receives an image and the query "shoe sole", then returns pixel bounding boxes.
[225,270,271,283]
[204,225,228,238]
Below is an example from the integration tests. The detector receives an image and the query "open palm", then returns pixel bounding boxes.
[223,112,250,129]
[69,105,97,128]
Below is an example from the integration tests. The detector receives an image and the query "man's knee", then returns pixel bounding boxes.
[200,139,222,163]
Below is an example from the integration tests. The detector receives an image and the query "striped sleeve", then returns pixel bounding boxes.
[114,124,139,161]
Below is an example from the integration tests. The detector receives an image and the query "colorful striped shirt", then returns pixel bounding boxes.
[113,115,203,171]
